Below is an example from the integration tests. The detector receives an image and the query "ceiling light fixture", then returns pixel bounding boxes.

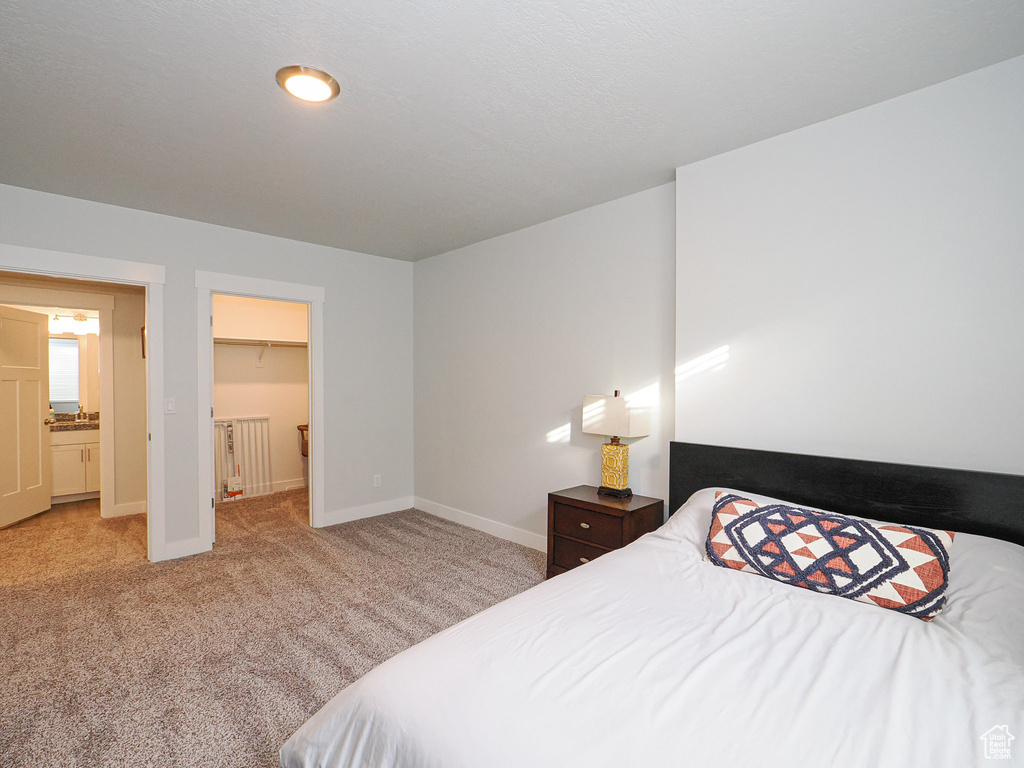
[276,65,340,103]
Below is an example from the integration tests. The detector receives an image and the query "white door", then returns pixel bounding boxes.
[0,305,52,526]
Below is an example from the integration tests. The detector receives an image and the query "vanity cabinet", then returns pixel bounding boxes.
[50,432,100,496]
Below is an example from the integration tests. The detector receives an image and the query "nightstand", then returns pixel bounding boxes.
[547,485,664,578]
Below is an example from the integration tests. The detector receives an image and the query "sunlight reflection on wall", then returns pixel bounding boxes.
[676,345,730,383]
[546,422,571,443]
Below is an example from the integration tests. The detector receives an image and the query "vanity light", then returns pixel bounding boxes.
[49,312,99,335]
[276,66,340,103]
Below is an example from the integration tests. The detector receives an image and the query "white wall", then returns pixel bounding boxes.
[109,290,148,510]
[214,343,309,493]
[675,55,1024,476]
[80,332,100,412]
[212,293,308,343]
[415,183,676,548]
[0,184,414,551]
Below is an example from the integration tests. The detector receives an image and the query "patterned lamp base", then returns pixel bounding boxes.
[599,440,632,498]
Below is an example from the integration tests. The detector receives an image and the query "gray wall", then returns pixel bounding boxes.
[0,184,415,546]
[675,55,1024,477]
[414,184,677,544]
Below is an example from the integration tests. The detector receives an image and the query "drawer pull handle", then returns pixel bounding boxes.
[579,522,590,529]
[579,557,590,563]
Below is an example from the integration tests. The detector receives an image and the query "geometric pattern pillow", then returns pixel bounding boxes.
[705,492,954,621]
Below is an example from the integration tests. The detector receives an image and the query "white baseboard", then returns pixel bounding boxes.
[414,497,546,552]
[272,478,306,493]
[151,536,209,562]
[103,500,147,518]
[52,491,100,504]
[317,496,415,528]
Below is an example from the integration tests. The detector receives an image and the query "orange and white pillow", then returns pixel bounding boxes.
[705,491,954,621]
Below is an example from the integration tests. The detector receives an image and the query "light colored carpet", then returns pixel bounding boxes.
[0,490,546,767]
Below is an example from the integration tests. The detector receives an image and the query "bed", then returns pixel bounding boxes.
[281,442,1024,767]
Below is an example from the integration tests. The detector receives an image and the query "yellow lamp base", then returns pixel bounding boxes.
[600,441,631,497]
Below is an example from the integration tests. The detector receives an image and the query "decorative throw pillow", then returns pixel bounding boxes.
[705,492,954,621]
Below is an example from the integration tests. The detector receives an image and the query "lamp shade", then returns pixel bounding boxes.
[581,392,650,439]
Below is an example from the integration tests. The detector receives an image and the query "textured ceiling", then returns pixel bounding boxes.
[2,1,1024,261]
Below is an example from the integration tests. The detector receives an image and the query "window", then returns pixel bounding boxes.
[49,338,80,413]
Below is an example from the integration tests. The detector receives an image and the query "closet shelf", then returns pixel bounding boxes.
[213,337,307,348]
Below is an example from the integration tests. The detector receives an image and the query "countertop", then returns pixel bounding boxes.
[49,422,100,432]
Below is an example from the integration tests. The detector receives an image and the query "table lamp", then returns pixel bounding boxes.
[582,390,650,498]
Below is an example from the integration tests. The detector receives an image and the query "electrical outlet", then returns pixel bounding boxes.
[373,474,381,488]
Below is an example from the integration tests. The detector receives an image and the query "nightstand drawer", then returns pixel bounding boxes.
[547,486,664,580]
[551,536,607,571]
[552,502,622,549]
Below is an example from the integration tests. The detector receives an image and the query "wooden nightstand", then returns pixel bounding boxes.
[547,485,664,578]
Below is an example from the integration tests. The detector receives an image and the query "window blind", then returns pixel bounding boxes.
[49,338,80,404]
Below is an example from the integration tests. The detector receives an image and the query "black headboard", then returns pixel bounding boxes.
[669,442,1024,547]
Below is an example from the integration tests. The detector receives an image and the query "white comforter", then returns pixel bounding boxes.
[281,488,1024,768]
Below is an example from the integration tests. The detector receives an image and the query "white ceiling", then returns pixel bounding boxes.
[2,1,1023,261]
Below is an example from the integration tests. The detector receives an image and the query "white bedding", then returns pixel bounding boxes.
[281,488,1024,767]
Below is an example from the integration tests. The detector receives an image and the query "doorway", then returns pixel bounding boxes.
[195,270,325,546]
[211,294,310,533]
[0,245,168,561]
[0,301,111,528]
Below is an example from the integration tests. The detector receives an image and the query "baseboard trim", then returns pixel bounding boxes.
[152,536,210,562]
[414,497,546,552]
[317,496,415,528]
[104,500,147,519]
[272,478,306,494]
[52,491,100,504]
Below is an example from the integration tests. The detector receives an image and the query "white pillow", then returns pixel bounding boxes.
[660,487,837,550]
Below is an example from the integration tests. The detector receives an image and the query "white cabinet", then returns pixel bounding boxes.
[52,444,87,495]
[85,444,100,492]
[50,432,100,497]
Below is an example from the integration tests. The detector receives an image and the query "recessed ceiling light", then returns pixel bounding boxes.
[276,66,340,103]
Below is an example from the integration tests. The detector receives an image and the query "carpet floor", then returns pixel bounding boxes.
[0,490,546,767]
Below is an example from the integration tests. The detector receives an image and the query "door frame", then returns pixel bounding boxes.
[0,244,168,560]
[195,270,325,543]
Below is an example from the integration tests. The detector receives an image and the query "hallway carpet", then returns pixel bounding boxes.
[0,490,545,767]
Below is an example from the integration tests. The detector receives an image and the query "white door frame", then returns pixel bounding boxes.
[195,270,325,544]
[0,244,168,560]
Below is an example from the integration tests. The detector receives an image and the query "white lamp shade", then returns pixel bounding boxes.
[581,393,650,439]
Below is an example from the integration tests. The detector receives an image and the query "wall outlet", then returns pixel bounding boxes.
[373,474,381,488]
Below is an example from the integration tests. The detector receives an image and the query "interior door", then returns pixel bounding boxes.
[0,305,52,526]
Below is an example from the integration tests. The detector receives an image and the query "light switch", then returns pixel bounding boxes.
[165,398,176,414]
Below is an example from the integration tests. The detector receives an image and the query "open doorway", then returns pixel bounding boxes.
[195,270,325,546]
[210,294,310,535]
[0,268,151,546]
[1,304,103,528]
[0,247,168,561]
